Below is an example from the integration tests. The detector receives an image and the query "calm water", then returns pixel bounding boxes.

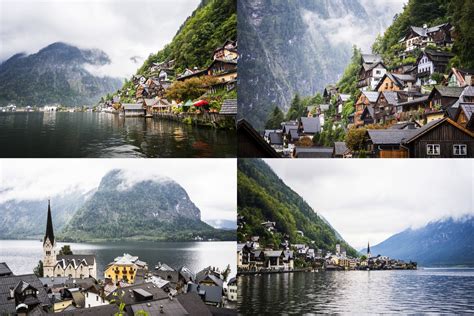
[238,270,474,314]
[0,240,236,278]
[0,112,236,157]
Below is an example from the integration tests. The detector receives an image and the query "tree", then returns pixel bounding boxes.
[345,128,367,152]
[360,255,367,261]
[34,260,43,277]
[286,94,303,121]
[337,46,362,96]
[59,245,73,256]
[295,136,313,147]
[265,106,285,129]
[165,76,218,102]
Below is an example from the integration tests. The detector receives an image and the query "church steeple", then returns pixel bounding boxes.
[367,241,371,258]
[44,199,55,246]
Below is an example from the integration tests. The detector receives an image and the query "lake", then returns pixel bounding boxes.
[238,269,474,314]
[0,112,236,157]
[0,240,236,278]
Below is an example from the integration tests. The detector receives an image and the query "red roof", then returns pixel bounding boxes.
[193,100,209,107]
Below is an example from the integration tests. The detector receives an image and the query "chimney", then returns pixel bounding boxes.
[465,75,472,86]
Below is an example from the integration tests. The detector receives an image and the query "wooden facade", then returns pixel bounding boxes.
[405,119,474,158]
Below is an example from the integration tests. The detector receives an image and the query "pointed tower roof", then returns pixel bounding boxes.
[367,241,370,255]
[43,200,55,246]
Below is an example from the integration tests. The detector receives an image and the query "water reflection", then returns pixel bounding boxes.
[238,270,474,314]
[0,112,236,157]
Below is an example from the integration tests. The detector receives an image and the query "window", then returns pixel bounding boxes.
[453,144,467,156]
[427,144,440,156]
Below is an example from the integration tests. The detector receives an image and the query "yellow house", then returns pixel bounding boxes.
[104,253,148,284]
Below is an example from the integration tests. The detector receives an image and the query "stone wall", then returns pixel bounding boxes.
[153,112,235,129]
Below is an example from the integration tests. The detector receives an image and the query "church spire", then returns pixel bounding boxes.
[44,199,55,246]
[367,241,371,257]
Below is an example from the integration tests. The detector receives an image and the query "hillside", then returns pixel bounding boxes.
[237,0,399,129]
[362,216,474,266]
[0,190,93,239]
[135,0,236,76]
[0,42,122,106]
[237,159,357,257]
[60,169,233,241]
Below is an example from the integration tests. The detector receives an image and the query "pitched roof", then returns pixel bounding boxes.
[0,262,12,276]
[106,283,168,305]
[55,304,119,315]
[289,129,300,141]
[361,105,375,119]
[404,118,474,143]
[177,292,213,315]
[361,54,382,64]
[237,119,281,158]
[300,117,321,134]
[381,91,399,106]
[144,98,158,106]
[187,284,222,305]
[362,91,379,103]
[219,99,237,115]
[122,103,143,110]
[269,132,283,145]
[130,297,190,316]
[367,129,415,145]
[397,95,430,107]
[339,94,351,102]
[432,85,464,98]
[458,103,474,122]
[44,200,54,246]
[0,274,51,314]
[293,147,333,158]
[422,49,455,64]
[264,251,283,258]
[334,142,349,156]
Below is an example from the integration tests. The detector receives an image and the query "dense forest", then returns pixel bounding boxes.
[238,159,357,257]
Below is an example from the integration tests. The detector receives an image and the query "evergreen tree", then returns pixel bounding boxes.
[265,106,285,129]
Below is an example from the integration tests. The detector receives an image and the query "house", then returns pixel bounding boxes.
[264,251,284,269]
[227,277,237,302]
[429,86,464,110]
[153,263,179,286]
[152,98,172,113]
[323,84,338,102]
[261,221,276,232]
[121,103,145,117]
[237,119,281,158]
[0,274,51,315]
[187,283,223,307]
[360,105,375,126]
[177,68,208,81]
[237,243,251,268]
[447,68,474,87]
[42,201,97,279]
[333,142,351,158]
[357,54,386,90]
[293,147,333,158]
[396,95,430,121]
[365,118,474,158]
[373,91,400,124]
[213,40,238,61]
[104,253,148,284]
[337,94,351,114]
[400,23,453,52]
[299,117,321,137]
[375,73,416,92]
[416,49,454,85]
[354,91,379,127]
[282,250,294,270]
[403,118,474,158]
[454,103,474,130]
[207,59,237,84]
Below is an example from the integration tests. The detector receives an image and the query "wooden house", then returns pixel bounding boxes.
[446,68,474,87]
[207,59,237,82]
[333,142,351,158]
[360,105,375,126]
[323,84,338,102]
[375,73,416,92]
[213,40,238,61]
[403,118,474,158]
[357,54,387,91]
[373,91,399,124]
[219,99,237,116]
[354,91,379,127]
[400,23,453,52]
[299,117,321,137]
[121,104,145,117]
[177,68,207,81]
[429,86,464,110]
[454,103,474,131]
[416,49,454,85]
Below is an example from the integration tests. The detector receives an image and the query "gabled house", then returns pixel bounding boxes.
[323,84,338,102]
[447,68,474,87]
[354,91,379,127]
[121,103,145,117]
[213,40,238,61]
[207,59,237,83]
[416,49,454,85]
[429,86,464,110]
[263,251,284,269]
[299,117,321,137]
[360,105,375,126]
[373,91,400,124]
[333,141,351,158]
[400,23,453,52]
[454,103,474,131]
[357,54,387,91]
[375,73,416,92]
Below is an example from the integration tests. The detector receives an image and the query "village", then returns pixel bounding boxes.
[237,218,417,275]
[0,40,238,129]
[239,22,474,158]
[0,201,237,315]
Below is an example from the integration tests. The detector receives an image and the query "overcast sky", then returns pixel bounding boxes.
[0,0,200,78]
[0,159,236,222]
[265,159,473,250]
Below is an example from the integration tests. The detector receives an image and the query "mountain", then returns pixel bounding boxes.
[205,219,237,230]
[0,42,122,106]
[362,216,474,266]
[60,169,233,241]
[0,190,94,239]
[238,0,401,129]
[238,159,357,257]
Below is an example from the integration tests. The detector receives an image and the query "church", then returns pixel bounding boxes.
[42,200,97,279]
